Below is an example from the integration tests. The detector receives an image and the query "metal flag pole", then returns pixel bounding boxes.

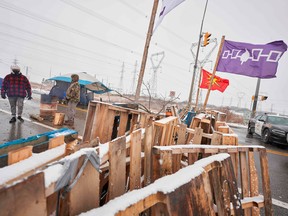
[134,0,159,102]
[187,0,209,109]
[203,35,225,110]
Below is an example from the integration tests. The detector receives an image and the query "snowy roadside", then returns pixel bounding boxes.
[226,122,247,129]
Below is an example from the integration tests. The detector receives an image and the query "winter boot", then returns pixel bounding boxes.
[9,117,16,123]
[17,116,24,122]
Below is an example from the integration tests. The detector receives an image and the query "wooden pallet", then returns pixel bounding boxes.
[82,101,154,143]
[152,144,272,216]
[80,154,243,216]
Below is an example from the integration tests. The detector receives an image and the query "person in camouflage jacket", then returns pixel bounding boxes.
[1,65,32,123]
[64,74,80,126]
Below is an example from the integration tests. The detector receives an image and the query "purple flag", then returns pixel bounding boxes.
[216,40,287,78]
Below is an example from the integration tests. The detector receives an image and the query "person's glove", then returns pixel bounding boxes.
[1,93,6,99]
[27,95,32,100]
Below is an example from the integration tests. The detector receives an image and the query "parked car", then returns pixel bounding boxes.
[247,113,288,146]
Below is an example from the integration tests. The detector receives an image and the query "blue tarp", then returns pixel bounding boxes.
[0,128,77,150]
[0,78,3,89]
[48,76,92,86]
[47,72,112,105]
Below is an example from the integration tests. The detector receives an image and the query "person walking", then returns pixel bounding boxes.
[64,74,80,126]
[1,65,32,123]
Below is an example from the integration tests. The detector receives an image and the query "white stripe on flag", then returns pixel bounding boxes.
[153,0,185,33]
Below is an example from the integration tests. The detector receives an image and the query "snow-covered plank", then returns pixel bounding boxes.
[0,144,66,187]
[80,153,231,216]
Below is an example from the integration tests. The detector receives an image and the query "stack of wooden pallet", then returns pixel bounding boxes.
[0,102,273,215]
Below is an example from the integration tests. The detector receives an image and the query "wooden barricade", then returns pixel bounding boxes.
[152,144,273,216]
[0,112,273,216]
[182,112,238,147]
[82,101,154,143]
[80,154,243,216]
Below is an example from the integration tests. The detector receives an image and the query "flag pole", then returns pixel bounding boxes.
[195,66,203,111]
[203,35,225,110]
[134,0,159,102]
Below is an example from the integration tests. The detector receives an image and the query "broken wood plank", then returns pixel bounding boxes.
[129,129,142,190]
[108,136,127,200]
[0,172,46,216]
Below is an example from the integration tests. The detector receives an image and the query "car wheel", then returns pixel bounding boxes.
[262,129,270,144]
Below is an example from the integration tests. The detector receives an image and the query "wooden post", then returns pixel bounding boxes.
[144,125,153,186]
[203,36,225,109]
[135,0,159,102]
[259,149,273,216]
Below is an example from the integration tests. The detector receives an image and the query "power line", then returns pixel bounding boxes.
[119,0,191,45]
[0,1,191,74]
[0,31,131,70]
[59,0,144,39]
[0,22,135,67]
[61,0,191,62]
[0,37,122,79]
[0,1,141,55]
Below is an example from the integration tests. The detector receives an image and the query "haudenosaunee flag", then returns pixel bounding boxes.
[216,40,287,78]
[153,0,185,33]
[200,69,229,93]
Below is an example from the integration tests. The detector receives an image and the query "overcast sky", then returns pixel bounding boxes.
[0,0,287,114]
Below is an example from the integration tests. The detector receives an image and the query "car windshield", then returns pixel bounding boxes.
[267,116,288,126]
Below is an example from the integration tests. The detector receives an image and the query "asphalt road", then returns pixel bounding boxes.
[232,126,288,215]
[0,94,87,144]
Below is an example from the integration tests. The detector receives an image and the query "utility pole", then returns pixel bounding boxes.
[188,0,209,109]
[251,78,261,118]
[135,0,159,102]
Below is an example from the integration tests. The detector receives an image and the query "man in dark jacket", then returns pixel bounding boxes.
[1,65,32,123]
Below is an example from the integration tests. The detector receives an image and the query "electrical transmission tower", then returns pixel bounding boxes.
[118,62,125,93]
[131,61,138,94]
[237,92,245,108]
[190,38,218,105]
[13,58,19,65]
[150,51,165,98]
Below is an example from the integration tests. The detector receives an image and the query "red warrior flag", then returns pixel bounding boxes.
[200,69,229,93]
